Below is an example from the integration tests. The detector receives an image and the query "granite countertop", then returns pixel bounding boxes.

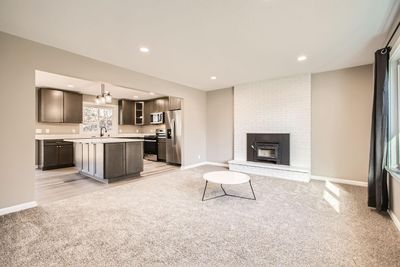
[64,138,144,144]
[35,133,155,140]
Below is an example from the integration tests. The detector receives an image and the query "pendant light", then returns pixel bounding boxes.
[95,83,112,105]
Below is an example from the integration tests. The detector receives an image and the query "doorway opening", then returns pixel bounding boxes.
[34,70,183,205]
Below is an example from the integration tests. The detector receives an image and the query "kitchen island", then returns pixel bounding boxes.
[65,138,143,183]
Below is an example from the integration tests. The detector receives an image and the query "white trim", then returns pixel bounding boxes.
[388,210,400,231]
[180,162,207,170]
[311,175,367,187]
[0,201,37,216]
[204,162,229,168]
[229,161,310,183]
[181,161,229,170]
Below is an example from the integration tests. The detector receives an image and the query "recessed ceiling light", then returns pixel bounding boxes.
[149,92,155,95]
[210,76,217,80]
[139,47,150,53]
[297,55,307,62]
[67,84,74,88]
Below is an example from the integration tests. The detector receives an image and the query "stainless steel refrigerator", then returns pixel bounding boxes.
[166,110,182,165]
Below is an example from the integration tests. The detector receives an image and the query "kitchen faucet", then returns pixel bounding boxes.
[100,126,108,137]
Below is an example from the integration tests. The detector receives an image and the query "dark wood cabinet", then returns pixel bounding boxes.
[144,100,154,125]
[135,101,144,125]
[58,144,74,165]
[43,145,59,168]
[157,138,166,162]
[104,143,126,179]
[63,91,83,123]
[38,88,64,123]
[154,98,168,112]
[168,96,182,111]
[38,88,83,123]
[40,140,74,170]
[126,142,144,175]
[119,99,134,125]
[142,97,170,125]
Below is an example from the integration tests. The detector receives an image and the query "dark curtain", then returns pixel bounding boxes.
[368,47,391,211]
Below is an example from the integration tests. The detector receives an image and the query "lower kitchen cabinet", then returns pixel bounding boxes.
[157,138,166,162]
[126,142,144,175]
[74,141,144,181]
[105,143,126,179]
[39,140,74,170]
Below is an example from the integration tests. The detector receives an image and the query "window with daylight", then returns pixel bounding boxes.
[82,106,113,133]
[388,48,400,169]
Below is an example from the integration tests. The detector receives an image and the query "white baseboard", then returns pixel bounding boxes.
[204,162,229,168]
[389,210,400,231]
[181,161,229,170]
[0,201,37,216]
[181,162,207,170]
[311,175,367,187]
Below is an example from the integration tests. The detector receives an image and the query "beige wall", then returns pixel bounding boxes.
[205,65,374,180]
[311,64,374,181]
[206,88,234,163]
[0,31,206,209]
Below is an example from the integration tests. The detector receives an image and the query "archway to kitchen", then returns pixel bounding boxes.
[34,70,183,205]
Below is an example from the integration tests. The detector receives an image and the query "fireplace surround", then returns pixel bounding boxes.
[247,133,290,165]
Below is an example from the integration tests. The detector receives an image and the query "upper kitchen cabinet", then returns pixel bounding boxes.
[135,101,144,125]
[38,88,63,123]
[118,99,134,125]
[63,91,83,123]
[144,100,154,125]
[153,98,168,112]
[168,96,182,111]
[38,88,83,123]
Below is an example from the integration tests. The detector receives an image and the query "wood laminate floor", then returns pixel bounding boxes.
[35,160,178,205]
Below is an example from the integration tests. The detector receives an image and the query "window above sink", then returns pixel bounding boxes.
[81,105,114,134]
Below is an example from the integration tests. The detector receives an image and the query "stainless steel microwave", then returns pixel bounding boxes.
[150,112,164,124]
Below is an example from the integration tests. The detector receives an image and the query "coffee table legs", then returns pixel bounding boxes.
[201,180,209,201]
[201,180,256,201]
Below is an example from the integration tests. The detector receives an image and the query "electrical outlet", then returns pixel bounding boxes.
[119,129,122,133]
[45,129,50,134]
[35,129,42,134]
[136,129,139,133]
[72,129,76,133]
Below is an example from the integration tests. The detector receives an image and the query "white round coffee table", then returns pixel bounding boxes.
[202,171,256,201]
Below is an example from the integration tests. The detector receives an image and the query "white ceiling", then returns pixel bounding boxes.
[1,0,398,90]
[35,71,163,101]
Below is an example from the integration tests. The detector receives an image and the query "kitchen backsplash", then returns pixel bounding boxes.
[36,123,80,134]
[36,123,166,134]
[139,124,166,133]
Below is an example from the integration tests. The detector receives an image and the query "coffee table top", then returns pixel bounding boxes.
[203,171,250,185]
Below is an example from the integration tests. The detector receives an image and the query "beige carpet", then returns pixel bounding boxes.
[1,165,400,266]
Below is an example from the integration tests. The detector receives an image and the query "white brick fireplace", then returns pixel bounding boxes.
[229,74,311,182]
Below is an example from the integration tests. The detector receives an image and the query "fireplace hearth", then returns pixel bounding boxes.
[247,133,289,165]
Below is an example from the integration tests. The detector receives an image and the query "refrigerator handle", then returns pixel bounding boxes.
[173,119,177,146]
[171,119,175,146]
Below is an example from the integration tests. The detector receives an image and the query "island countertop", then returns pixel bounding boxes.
[35,133,153,140]
[64,138,144,144]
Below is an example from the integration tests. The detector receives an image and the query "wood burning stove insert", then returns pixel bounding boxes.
[247,133,290,165]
